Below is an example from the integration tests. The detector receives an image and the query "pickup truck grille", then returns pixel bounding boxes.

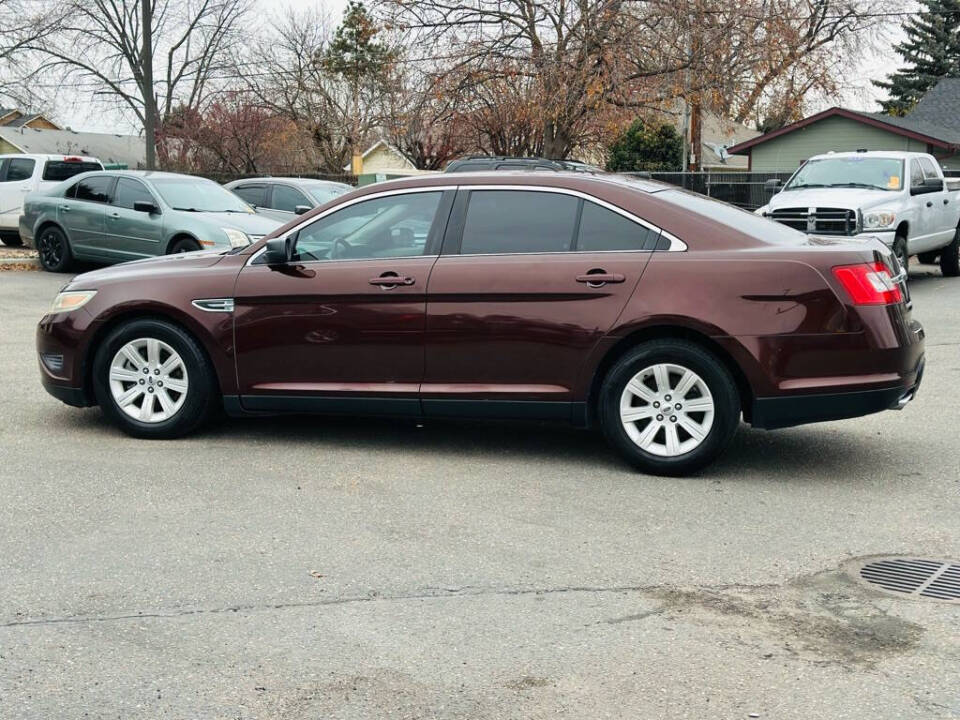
[768,207,859,236]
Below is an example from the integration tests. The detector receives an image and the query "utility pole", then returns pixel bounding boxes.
[141,0,156,170]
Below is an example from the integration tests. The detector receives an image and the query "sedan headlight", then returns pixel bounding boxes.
[863,210,897,229]
[221,227,251,248]
[50,290,96,313]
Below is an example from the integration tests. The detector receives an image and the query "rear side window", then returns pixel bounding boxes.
[233,184,266,207]
[576,201,657,251]
[112,177,155,209]
[75,176,114,203]
[4,158,35,182]
[42,160,103,182]
[271,184,311,213]
[460,190,579,254]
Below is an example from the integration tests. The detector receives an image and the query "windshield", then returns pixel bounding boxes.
[785,157,904,192]
[308,185,350,204]
[151,177,254,213]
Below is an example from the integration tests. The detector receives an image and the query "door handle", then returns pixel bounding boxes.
[945,199,950,205]
[108,212,120,219]
[369,274,415,287]
[59,205,71,212]
[926,201,933,207]
[576,272,625,286]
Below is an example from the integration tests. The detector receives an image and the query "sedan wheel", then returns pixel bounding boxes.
[36,226,72,272]
[599,339,740,476]
[109,338,190,423]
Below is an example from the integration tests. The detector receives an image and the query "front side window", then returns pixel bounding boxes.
[460,190,579,254]
[910,160,925,187]
[293,191,442,261]
[576,201,657,251]
[272,184,311,213]
[232,184,267,207]
[5,158,35,182]
[112,178,156,210]
[75,176,114,203]
[919,157,941,180]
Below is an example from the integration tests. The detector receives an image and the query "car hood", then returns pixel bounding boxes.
[197,211,282,236]
[767,187,898,211]
[67,250,229,289]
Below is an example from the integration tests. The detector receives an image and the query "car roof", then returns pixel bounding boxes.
[226,177,351,186]
[807,151,928,161]
[0,153,100,162]
[349,170,672,194]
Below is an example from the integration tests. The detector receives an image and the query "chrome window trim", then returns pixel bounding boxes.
[245,182,685,266]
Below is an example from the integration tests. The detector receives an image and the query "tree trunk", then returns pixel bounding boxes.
[141,0,156,170]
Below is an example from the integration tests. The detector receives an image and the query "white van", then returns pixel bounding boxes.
[0,154,103,245]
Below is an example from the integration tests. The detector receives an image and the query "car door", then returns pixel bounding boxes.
[0,157,36,230]
[233,187,454,414]
[267,183,314,221]
[104,177,165,260]
[422,187,657,421]
[59,175,115,258]
[231,182,269,212]
[918,156,953,246]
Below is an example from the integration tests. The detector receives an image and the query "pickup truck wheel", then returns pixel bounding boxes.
[940,228,960,277]
[893,236,909,277]
[917,251,938,265]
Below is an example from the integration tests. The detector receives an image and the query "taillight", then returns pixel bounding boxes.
[832,262,903,305]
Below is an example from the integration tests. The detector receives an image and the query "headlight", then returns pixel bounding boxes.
[863,210,897,229]
[50,290,96,313]
[221,227,251,248]
[754,205,769,216]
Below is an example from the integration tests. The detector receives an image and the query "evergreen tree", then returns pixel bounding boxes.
[322,1,395,88]
[874,0,960,115]
[606,119,683,172]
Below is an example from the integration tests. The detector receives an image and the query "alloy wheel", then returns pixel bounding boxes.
[108,338,189,423]
[619,363,715,457]
[38,231,63,268]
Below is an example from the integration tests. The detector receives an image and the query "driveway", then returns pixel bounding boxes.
[1,267,958,719]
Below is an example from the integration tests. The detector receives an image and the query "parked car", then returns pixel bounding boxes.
[0,153,103,246]
[445,156,603,173]
[756,151,960,277]
[20,170,283,272]
[224,177,352,222]
[36,173,924,475]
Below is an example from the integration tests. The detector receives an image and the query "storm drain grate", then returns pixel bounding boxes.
[857,558,960,603]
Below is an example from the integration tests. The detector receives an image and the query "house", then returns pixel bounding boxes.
[728,79,960,172]
[0,108,61,130]
[699,112,760,170]
[0,126,146,168]
[343,139,434,177]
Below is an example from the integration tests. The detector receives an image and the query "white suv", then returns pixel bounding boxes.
[0,154,103,245]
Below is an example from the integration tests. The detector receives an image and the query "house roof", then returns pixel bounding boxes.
[728,105,960,155]
[0,126,145,168]
[343,139,416,171]
[4,113,56,128]
[909,78,960,133]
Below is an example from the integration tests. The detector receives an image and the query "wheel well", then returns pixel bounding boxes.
[895,221,908,240]
[80,311,221,403]
[587,326,755,425]
[165,233,200,254]
[35,220,63,239]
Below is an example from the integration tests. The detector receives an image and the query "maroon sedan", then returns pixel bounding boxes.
[37,173,924,475]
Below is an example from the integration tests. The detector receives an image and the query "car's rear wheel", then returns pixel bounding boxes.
[169,236,201,254]
[92,319,217,439]
[940,227,960,277]
[36,225,72,272]
[598,340,741,476]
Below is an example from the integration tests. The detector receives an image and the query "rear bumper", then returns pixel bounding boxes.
[752,356,924,430]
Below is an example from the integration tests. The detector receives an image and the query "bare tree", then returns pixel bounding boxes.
[26,0,250,167]
[0,0,60,105]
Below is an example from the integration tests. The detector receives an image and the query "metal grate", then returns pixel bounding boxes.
[768,207,859,235]
[857,558,960,603]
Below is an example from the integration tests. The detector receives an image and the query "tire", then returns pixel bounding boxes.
[35,225,73,272]
[940,227,960,277]
[917,251,938,265]
[92,318,217,439]
[598,339,741,476]
[893,235,909,278]
[168,236,201,254]
[1,232,23,247]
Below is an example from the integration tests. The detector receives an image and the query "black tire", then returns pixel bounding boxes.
[893,235,909,278]
[168,236,201,254]
[940,227,960,277]
[917,251,938,265]
[92,318,217,439]
[36,225,73,272]
[1,232,23,247]
[598,339,741,476]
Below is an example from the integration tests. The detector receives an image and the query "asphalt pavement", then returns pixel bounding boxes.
[1,265,958,719]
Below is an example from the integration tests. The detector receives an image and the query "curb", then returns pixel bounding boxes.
[0,255,40,269]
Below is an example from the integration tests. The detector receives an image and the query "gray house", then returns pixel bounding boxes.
[729,79,960,172]
[0,126,146,169]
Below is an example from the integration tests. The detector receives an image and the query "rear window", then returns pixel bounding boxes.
[576,201,658,251]
[42,160,103,182]
[657,189,807,243]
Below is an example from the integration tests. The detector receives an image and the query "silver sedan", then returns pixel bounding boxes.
[224,177,352,222]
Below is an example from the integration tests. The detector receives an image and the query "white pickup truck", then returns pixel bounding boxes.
[0,153,103,246]
[756,150,960,277]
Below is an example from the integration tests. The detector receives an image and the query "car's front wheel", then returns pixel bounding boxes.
[92,319,217,439]
[36,225,72,272]
[598,340,741,476]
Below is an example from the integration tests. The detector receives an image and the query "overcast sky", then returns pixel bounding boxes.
[54,0,909,135]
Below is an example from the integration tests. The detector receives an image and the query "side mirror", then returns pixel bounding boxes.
[764,178,783,194]
[911,177,944,195]
[262,235,295,264]
[133,200,159,214]
[294,205,311,215]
